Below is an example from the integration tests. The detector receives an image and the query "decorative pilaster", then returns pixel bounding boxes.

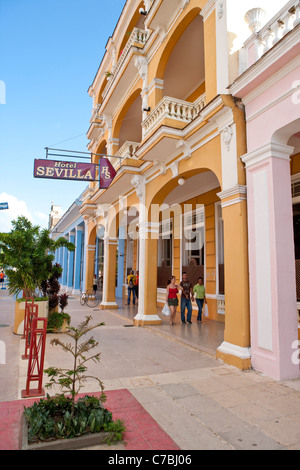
[241,142,299,380]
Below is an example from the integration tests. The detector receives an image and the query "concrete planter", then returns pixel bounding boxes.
[13,299,49,335]
[20,413,110,450]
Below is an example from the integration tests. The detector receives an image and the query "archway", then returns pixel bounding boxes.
[112,88,143,152]
[155,8,205,105]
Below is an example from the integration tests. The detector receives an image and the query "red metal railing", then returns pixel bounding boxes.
[21,316,47,398]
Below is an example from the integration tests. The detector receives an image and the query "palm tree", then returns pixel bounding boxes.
[0,216,74,298]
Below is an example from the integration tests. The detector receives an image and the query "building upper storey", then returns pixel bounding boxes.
[84,0,296,202]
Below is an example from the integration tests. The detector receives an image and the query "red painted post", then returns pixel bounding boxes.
[22,298,34,339]
[21,317,48,399]
[22,304,38,360]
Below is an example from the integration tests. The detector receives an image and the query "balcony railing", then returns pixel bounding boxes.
[101,28,150,101]
[142,93,206,138]
[240,0,300,74]
[115,141,140,160]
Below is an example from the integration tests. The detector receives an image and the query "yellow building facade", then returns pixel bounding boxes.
[81,0,251,370]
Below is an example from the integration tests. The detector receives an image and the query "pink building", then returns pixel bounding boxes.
[230,2,300,380]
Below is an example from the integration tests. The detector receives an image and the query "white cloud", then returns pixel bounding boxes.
[0,193,33,233]
[34,211,49,223]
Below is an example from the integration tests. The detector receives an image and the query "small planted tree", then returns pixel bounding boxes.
[24,316,126,444]
[44,316,106,414]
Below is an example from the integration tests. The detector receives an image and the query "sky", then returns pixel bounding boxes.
[0,0,288,233]
[0,0,125,232]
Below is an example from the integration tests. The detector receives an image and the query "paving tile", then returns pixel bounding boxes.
[160,383,200,399]
[209,389,254,408]
[229,402,281,426]
[219,425,284,450]
[258,416,300,447]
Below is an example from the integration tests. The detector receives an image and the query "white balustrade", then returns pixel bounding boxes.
[102,28,150,100]
[142,93,206,138]
[241,0,299,73]
[115,141,140,160]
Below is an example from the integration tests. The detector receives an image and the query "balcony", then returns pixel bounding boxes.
[142,93,206,139]
[87,105,103,142]
[115,141,140,160]
[239,0,300,74]
[101,28,150,102]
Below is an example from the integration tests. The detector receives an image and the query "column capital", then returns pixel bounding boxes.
[200,0,216,22]
[217,185,247,208]
[103,236,118,246]
[241,142,295,169]
[87,244,96,252]
[139,221,160,239]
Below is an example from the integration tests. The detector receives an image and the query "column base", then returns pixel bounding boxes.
[100,302,119,310]
[216,341,252,370]
[72,289,81,295]
[133,314,162,326]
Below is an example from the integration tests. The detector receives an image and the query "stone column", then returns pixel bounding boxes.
[242,142,299,380]
[216,185,251,370]
[66,232,75,293]
[73,226,83,295]
[85,244,96,292]
[61,241,69,291]
[132,175,161,326]
[100,236,118,309]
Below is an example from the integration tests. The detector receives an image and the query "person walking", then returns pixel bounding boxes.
[127,270,136,305]
[134,270,139,305]
[166,276,182,326]
[193,277,207,323]
[180,272,193,324]
[93,274,98,294]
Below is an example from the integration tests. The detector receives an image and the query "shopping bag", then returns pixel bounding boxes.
[162,303,171,317]
[203,303,209,317]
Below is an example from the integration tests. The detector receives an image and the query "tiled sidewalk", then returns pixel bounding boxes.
[0,389,180,450]
[2,291,300,450]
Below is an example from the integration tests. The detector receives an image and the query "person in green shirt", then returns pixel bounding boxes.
[193,277,207,323]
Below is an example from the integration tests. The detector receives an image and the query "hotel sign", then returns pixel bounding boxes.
[34,158,117,187]
[99,158,117,189]
[34,159,96,182]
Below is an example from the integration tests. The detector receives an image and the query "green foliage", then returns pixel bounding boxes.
[25,316,126,445]
[47,312,71,332]
[16,297,49,303]
[24,394,122,443]
[0,216,74,298]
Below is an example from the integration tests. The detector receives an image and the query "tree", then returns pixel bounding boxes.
[0,216,74,298]
[44,316,106,416]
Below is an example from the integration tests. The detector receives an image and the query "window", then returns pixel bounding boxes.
[158,219,173,267]
[183,207,205,266]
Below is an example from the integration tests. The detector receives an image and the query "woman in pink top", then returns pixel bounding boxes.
[166,276,183,326]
